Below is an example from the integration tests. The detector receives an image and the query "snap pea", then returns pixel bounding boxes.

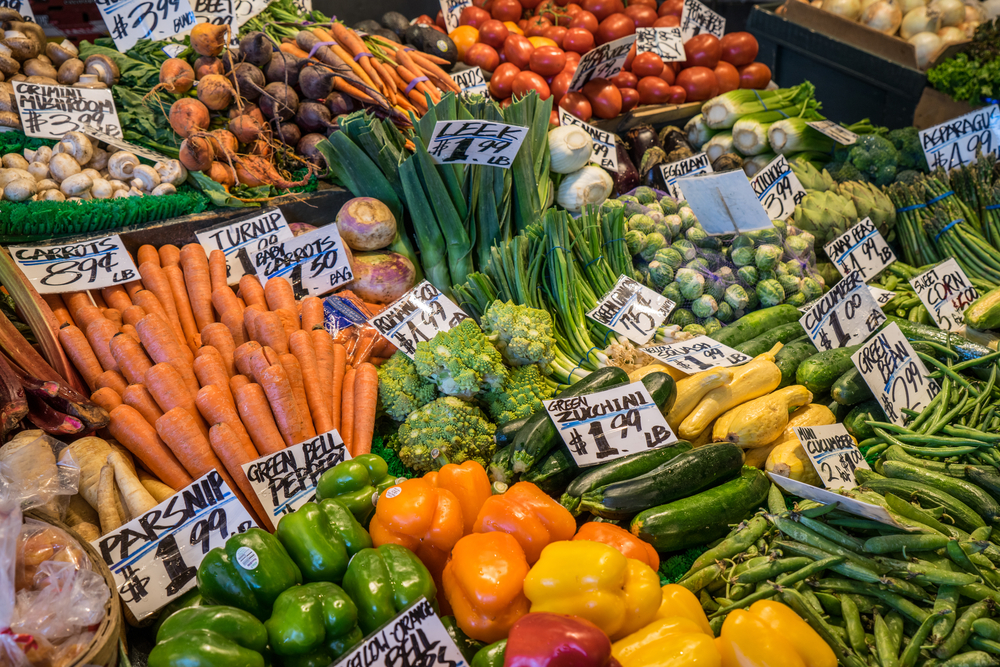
[699,589,720,612]
[798,515,867,551]
[968,636,1000,656]
[770,514,887,573]
[801,502,840,518]
[895,562,979,586]
[843,595,869,658]
[677,562,724,593]
[780,587,869,667]
[829,518,914,534]
[874,612,900,667]
[728,583,755,602]
[958,584,1000,605]
[880,576,933,602]
[709,556,844,618]
[709,616,725,636]
[730,555,771,580]
[974,619,1000,642]
[688,515,769,573]
[886,611,904,658]
[934,599,991,659]
[735,557,813,584]
[932,585,962,644]
[812,579,929,623]
[947,541,996,590]
[863,534,950,555]
[773,540,883,584]
[815,592,845,616]
[794,581,825,614]
[900,611,947,667]
[769,484,788,514]
[973,527,994,542]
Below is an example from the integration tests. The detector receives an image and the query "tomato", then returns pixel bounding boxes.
[637,75,670,104]
[721,32,759,66]
[564,3,582,15]
[652,14,680,26]
[490,63,521,97]
[659,64,675,84]
[565,50,581,65]
[596,13,635,43]
[676,65,718,101]
[551,69,574,101]
[513,70,551,98]
[556,10,575,25]
[492,0,523,21]
[581,0,624,21]
[536,0,558,20]
[630,0,657,6]
[528,36,557,48]
[428,25,446,33]
[631,51,664,76]
[525,16,552,35]
[623,41,636,69]
[549,108,560,127]
[500,96,513,108]
[465,42,501,70]
[558,91,592,120]
[504,20,525,34]
[562,27,595,53]
[738,62,771,89]
[620,86,640,112]
[568,10,598,31]
[460,6,491,27]
[518,18,529,29]
[657,0,684,16]
[714,60,739,93]
[449,26,480,61]
[529,45,567,75]
[665,85,686,103]
[542,25,567,46]
[554,0,571,6]
[582,77,622,118]
[683,34,721,68]
[522,0,543,9]
[503,34,535,68]
[436,10,446,28]
[413,14,434,24]
[624,4,657,26]
[610,69,637,88]
[478,19,509,47]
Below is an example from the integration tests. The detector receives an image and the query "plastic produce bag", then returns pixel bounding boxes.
[0,433,79,522]
[0,489,25,667]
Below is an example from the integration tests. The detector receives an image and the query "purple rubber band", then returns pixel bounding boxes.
[405,76,429,95]
[354,51,374,62]
[308,40,338,58]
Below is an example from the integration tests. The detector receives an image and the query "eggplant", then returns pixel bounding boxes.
[712,153,744,173]
[610,137,639,195]
[665,145,694,163]
[639,146,667,190]
[659,126,691,156]
[625,124,657,169]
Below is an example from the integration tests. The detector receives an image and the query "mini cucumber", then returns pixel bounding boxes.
[832,368,873,406]
[843,400,885,441]
[797,344,864,394]
[735,321,807,357]
[774,338,818,389]
[710,305,803,347]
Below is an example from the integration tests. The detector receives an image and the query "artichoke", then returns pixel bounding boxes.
[838,180,897,242]
[790,158,836,192]
[791,190,859,246]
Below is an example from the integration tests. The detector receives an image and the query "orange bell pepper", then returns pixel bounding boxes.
[473,481,576,563]
[424,460,492,534]
[574,522,660,570]
[442,532,531,643]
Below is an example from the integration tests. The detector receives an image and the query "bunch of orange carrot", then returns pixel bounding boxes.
[42,242,389,532]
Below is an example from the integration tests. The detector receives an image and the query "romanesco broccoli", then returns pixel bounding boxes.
[414,319,508,399]
[480,300,556,369]
[847,134,899,186]
[394,397,497,473]
[484,365,554,425]
[887,127,928,171]
[377,352,438,421]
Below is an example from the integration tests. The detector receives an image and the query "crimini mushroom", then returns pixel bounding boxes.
[3,30,38,61]
[0,85,13,113]
[81,168,101,181]
[108,151,138,181]
[60,172,92,197]
[154,159,187,186]
[27,161,47,180]
[131,164,160,192]
[22,58,56,79]
[91,178,113,199]
[84,54,119,86]
[2,153,27,170]
[89,146,109,171]
[0,111,20,129]
[4,177,35,201]
[59,132,93,165]
[13,21,46,56]
[45,39,78,67]
[39,189,64,202]
[57,58,83,85]
[0,51,16,78]
[48,153,81,182]
[25,75,58,85]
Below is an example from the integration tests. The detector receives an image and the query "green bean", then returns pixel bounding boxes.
[934,599,991,659]
[899,444,981,456]
[945,350,1000,374]
[709,556,845,618]
[909,379,948,432]
[920,353,982,397]
[928,389,972,435]
[869,421,918,435]
[798,515,867,551]
[875,612,900,667]
[900,611,945,667]
[843,596,869,658]
[677,563,724,593]
[771,514,887,573]
[735,557,813,584]
[968,636,1000,656]
[867,443,890,458]
[780,588,869,667]
[975,619,1000,642]
[863,534,951,554]
[687,515,770,573]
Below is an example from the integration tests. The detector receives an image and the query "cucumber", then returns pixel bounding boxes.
[560,442,692,514]
[964,286,1000,330]
[796,344,863,394]
[522,447,579,496]
[854,469,986,531]
[580,442,744,519]
[495,416,529,448]
[831,368,873,406]
[886,316,993,366]
[882,460,1000,523]
[735,322,808,357]
[631,466,770,551]
[710,305,803,347]
[774,337,818,389]
[843,400,885,441]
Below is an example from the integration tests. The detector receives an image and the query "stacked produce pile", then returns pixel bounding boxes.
[928,19,1000,105]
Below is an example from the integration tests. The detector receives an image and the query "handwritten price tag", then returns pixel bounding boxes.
[909,258,979,332]
[369,281,469,358]
[643,335,752,373]
[869,286,895,307]
[9,234,138,293]
[920,104,999,171]
[768,473,901,527]
[852,322,940,426]
[799,271,886,352]
[0,0,36,21]
[427,120,527,167]
[95,0,197,52]
[795,424,869,490]
[439,0,472,32]
[250,224,353,298]
[191,0,236,40]
[93,471,257,620]
[806,120,859,146]
[679,0,725,40]
[452,66,488,96]
[824,217,896,282]
[196,208,295,285]
[635,27,685,62]
[749,154,807,221]
[659,152,713,200]
[336,598,465,666]
[544,382,678,467]
[569,34,635,90]
[587,275,674,345]
[558,109,618,171]
[677,170,773,234]
[14,82,123,141]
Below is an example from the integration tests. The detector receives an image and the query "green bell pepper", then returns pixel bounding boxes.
[152,588,203,636]
[197,527,302,620]
[265,582,363,667]
[341,543,437,635]
[315,454,397,525]
[472,639,507,667]
[149,606,268,667]
[443,615,486,662]
[275,499,371,583]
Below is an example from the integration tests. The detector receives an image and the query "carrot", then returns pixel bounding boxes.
[229,374,250,395]
[280,351,315,438]
[258,364,303,446]
[243,347,272,384]
[133,290,173,332]
[370,356,390,366]
[340,367,357,454]
[41,293,74,329]
[279,42,309,58]
[145,362,209,439]
[236,382,287,455]
[122,383,164,426]
[275,307,300,338]
[109,333,153,385]
[136,313,187,368]
[352,362,378,456]
[221,308,248,348]
[212,285,242,319]
[101,285,132,313]
[239,275,267,309]
[96,370,128,396]
[109,404,192,489]
[74,305,105,332]
[264,276,297,313]
[121,324,141,343]
[289,330,332,434]
[197,384,256,459]
[330,23,384,93]
[209,249,229,292]
[137,245,160,267]
[139,261,185,347]
[86,317,120,373]
[332,77,380,106]
[194,351,234,406]
[62,291,93,321]
[163,264,199,352]
[263,346,282,367]
[124,280,144,298]
[405,48,461,93]
[254,310,289,354]
[351,328,377,365]
[180,243,216,330]
[201,323,237,377]
[58,324,104,390]
[243,304,264,341]
[103,308,123,330]
[319,34,377,91]
[158,244,180,267]
[156,408,240,497]
[122,305,146,328]
[209,423,270,530]
[234,341,263,377]
[91,386,122,412]
[330,342,347,434]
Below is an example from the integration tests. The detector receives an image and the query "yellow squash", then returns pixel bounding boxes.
[743,443,776,469]
[630,363,687,383]
[766,404,837,450]
[765,440,822,486]
[718,385,813,448]
[667,368,733,431]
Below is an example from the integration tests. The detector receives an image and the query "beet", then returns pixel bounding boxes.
[609,137,639,196]
[260,82,298,121]
[299,65,334,100]
[264,52,301,86]
[239,31,272,69]
[275,121,301,146]
[297,133,326,166]
[229,62,264,101]
[324,92,354,116]
[295,101,332,133]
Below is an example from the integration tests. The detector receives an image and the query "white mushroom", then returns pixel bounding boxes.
[36,178,58,191]
[49,153,81,182]
[81,168,101,181]
[89,146,109,171]
[132,164,160,192]
[40,189,65,202]
[2,153,28,170]
[51,142,64,155]
[60,172,92,197]
[154,159,187,186]
[108,151,139,181]
[27,161,48,181]
[112,188,130,199]
[151,183,177,196]
[33,146,52,164]
[91,178,113,199]
[23,148,35,162]
[127,186,144,197]
[58,131,93,165]
[0,168,33,187]
[4,178,35,202]
[108,179,127,192]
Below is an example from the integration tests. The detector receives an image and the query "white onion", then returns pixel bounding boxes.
[863,0,904,32]
[823,0,862,19]
[929,0,965,24]
[964,2,985,20]
[909,31,943,67]
[957,19,980,35]
[860,0,881,13]
[937,24,967,42]
[900,0,927,16]
[901,6,941,37]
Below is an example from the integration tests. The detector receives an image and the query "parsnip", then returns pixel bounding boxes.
[0,433,60,518]
[138,467,176,503]
[61,436,115,509]
[108,451,157,516]
[97,465,122,534]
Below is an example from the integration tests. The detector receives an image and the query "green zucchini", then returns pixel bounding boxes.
[774,337,817,388]
[964,286,1000,331]
[843,400,885,441]
[710,305,803,347]
[495,416,529,448]
[639,371,677,417]
[831,368,873,406]
[735,322,807,357]
[631,466,770,551]
[522,447,579,496]
[489,444,515,485]
[579,442,745,519]
[882,460,1000,523]
[796,344,863,394]
[853,469,986,531]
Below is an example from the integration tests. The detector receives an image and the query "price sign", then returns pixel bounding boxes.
[242,429,349,526]
[452,66,488,96]
[635,27,685,62]
[191,0,236,41]
[659,152,713,200]
[290,0,311,14]
[569,34,635,91]
[806,120,859,146]
[8,234,138,293]
[82,126,171,163]
[558,109,618,171]
[679,0,725,40]
[795,424,869,490]
[369,280,469,358]
[677,169,772,233]
[93,471,256,620]
[587,275,674,345]
[95,0,197,52]
[799,271,886,352]
[920,104,1000,171]
[0,0,36,21]
[196,208,295,285]
[250,224,353,298]
[909,258,979,332]
[13,82,123,140]
[824,217,896,282]
[852,322,940,426]
[233,0,265,27]
[544,382,678,467]
[749,154,807,221]
[869,286,895,307]
[643,335,751,372]
[439,0,472,32]
[323,294,373,333]
[768,473,902,527]
[336,598,465,666]
[427,120,527,167]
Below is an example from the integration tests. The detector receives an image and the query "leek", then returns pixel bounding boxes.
[767,117,836,155]
[743,153,777,177]
[701,82,817,129]
[705,132,734,163]
[684,113,718,149]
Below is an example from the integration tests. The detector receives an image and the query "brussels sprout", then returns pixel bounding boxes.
[783,259,805,278]
[656,248,684,271]
[676,268,705,300]
[746,286,758,309]
[683,323,708,336]
[705,274,726,301]
[672,240,697,261]
[626,230,647,256]
[662,283,683,304]
[784,234,812,258]
[778,274,801,295]
[699,249,726,270]
[686,258,710,273]
[750,228,783,246]
[641,233,667,262]
[755,244,782,270]
[685,226,709,247]
[737,266,758,285]
[620,195,640,205]
[732,234,754,250]
[724,284,749,310]
[634,186,657,204]
[602,199,625,210]
[758,269,778,282]
[700,317,723,334]
[806,270,827,290]
[647,208,665,224]
[628,214,656,234]
[775,262,790,278]
[654,222,671,239]
[758,279,786,306]
[670,308,697,327]
[678,206,699,231]
[716,266,736,285]
[661,197,679,215]
[691,294,719,319]
[664,215,683,238]
[716,302,734,323]
[732,246,755,267]
[677,200,689,208]
[786,292,807,307]
[648,261,675,290]
[634,260,651,286]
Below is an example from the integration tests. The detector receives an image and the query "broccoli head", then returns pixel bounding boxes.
[414,319,508,399]
[394,397,497,473]
[824,160,864,184]
[377,352,438,421]
[847,134,899,186]
[887,127,928,172]
[484,365,554,425]
[481,300,556,370]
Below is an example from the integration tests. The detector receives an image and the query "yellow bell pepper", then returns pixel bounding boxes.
[617,632,721,667]
[613,617,704,664]
[523,540,661,640]
[719,610,806,667]
[656,584,713,635]
[749,601,836,667]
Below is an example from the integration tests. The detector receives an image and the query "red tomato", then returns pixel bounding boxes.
[556,11,575,25]
[714,60,739,93]
[551,69,574,101]
[483,0,494,10]
[738,62,771,89]
[413,14,434,24]
[436,10,446,28]
[624,4,657,26]
[518,19,529,29]
[490,63,521,97]
[491,0,523,21]
[503,34,535,68]
[721,32,759,66]
[620,86,640,112]
[659,64,675,84]
[676,66,718,101]
[657,0,684,16]
[460,6,491,27]
[623,41,636,69]
[522,0,543,9]
[562,27,595,53]
[652,14,680,26]
[565,50,581,65]
[582,77,622,118]
[637,75,670,103]
[542,25,567,46]
[465,42,501,71]
[549,108,560,127]
[478,19,509,47]
[500,96,513,108]
[665,85,686,103]
[630,0,657,6]
[555,0,571,5]
[559,91,592,120]
[536,0,558,20]
[683,34,721,68]
[631,51,664,77]
[581,0,624,20]
[473,0,489,6]
[564,3,582,14]
[597,12,635,43]
[568,10,598,31]
[610,70,638,88]
[526,16,552,35]
[513,70,551,98]
[529,45,567,75]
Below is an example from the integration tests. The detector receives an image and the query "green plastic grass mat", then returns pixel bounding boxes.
[659,546,710,585]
